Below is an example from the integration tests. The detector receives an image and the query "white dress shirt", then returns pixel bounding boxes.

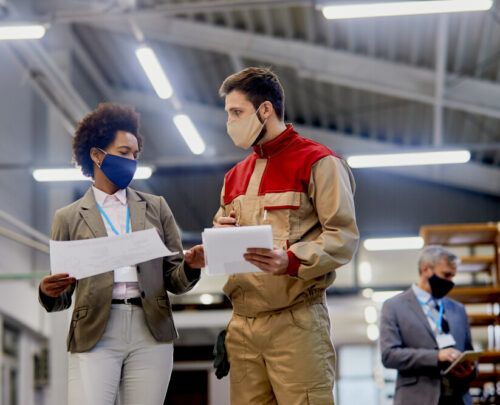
[412,283,443,337]
[92,186,140,299]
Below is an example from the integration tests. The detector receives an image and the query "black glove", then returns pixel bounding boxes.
[213,329,230,379]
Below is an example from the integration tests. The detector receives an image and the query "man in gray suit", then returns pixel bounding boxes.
[380,245,476,405]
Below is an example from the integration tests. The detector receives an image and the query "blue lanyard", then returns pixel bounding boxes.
[416,295,444,332]
[96,203,130,235]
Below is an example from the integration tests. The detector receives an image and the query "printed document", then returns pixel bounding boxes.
[50,228,178,279]
[202,225,273,276]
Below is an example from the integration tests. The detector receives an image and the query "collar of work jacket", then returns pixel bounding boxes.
[252,124,297,158]
[224,124,340,206]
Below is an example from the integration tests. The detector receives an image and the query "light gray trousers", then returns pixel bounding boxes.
[68,304,174,405]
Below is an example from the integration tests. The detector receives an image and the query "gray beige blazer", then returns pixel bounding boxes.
[380,288,473,405]
[39,187,200,353]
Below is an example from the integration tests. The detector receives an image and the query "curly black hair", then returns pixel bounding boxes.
[72,103,144,178]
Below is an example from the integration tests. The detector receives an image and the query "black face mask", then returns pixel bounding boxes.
[428,274,455,299]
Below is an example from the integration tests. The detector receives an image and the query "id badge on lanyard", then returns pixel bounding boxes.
[97,202,138,282]
[436,333,456,349]
[416,295,455,349]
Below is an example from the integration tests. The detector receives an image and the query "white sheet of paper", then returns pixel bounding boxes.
[50,228,178,280]
[202,225,273,276]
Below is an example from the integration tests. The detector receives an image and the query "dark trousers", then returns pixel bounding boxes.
[439,395,464,405]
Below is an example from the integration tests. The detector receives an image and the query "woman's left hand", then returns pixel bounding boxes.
[184,244,205,269]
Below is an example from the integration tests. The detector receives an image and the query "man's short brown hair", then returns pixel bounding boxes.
[219,67,285,120]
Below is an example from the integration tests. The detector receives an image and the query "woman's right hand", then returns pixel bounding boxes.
[40,273,76,297]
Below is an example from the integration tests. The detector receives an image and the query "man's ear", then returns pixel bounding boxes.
[421,263,433,277]
[260,101,274,120]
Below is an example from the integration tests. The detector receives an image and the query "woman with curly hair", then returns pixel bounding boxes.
[38,103,205,405]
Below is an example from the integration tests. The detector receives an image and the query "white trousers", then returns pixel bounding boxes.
[68,304,174,405]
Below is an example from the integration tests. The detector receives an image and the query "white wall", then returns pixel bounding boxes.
[0,44,46,334]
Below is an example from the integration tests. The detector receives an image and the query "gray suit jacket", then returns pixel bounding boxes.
[380,288,473,405]
[39,187,200,353]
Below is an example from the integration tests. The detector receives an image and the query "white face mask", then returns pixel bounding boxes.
[227,105,266,149]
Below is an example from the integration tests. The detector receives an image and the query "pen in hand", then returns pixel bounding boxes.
[219,211,239,227]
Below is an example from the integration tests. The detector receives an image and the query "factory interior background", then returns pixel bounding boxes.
[0,0,499,404]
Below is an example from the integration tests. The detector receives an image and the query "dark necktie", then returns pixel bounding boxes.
[434,301,450,333]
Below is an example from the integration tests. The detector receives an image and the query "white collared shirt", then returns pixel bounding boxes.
[92,186,140,299]
[412,283,443,336]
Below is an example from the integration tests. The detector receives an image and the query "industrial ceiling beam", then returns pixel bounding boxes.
[117,89,500,197]
[433,14,448,147]
[3,37,89,133]
[5,16,499,197]
[47,0,312,24]
[83,16,500,121]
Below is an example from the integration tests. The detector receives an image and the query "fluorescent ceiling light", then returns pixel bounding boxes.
[135,166,153,179]
[347,150,470,168]
[322,1,493,20]
[364,236,424,251]
[362,288,374,298]
[0,24,46,40]
[366,324,380,341]
[200,294,215,305]
[135,46,173,99]
[32,167,153,182]
[364,306,378,324]
[173,114,206,155]
[359,261,373,284]
[371,290,404,303]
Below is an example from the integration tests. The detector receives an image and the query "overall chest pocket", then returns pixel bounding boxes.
[226,196,259,227]
[263,192,301,241]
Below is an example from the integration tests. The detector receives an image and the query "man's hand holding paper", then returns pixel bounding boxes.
[243,247,289,275]
[449,360,475,378]
[203,225,275,275]
[213,212,289,275]
[442,349,480,377]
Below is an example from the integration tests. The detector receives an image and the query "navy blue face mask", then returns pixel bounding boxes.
[97,148,137,190]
